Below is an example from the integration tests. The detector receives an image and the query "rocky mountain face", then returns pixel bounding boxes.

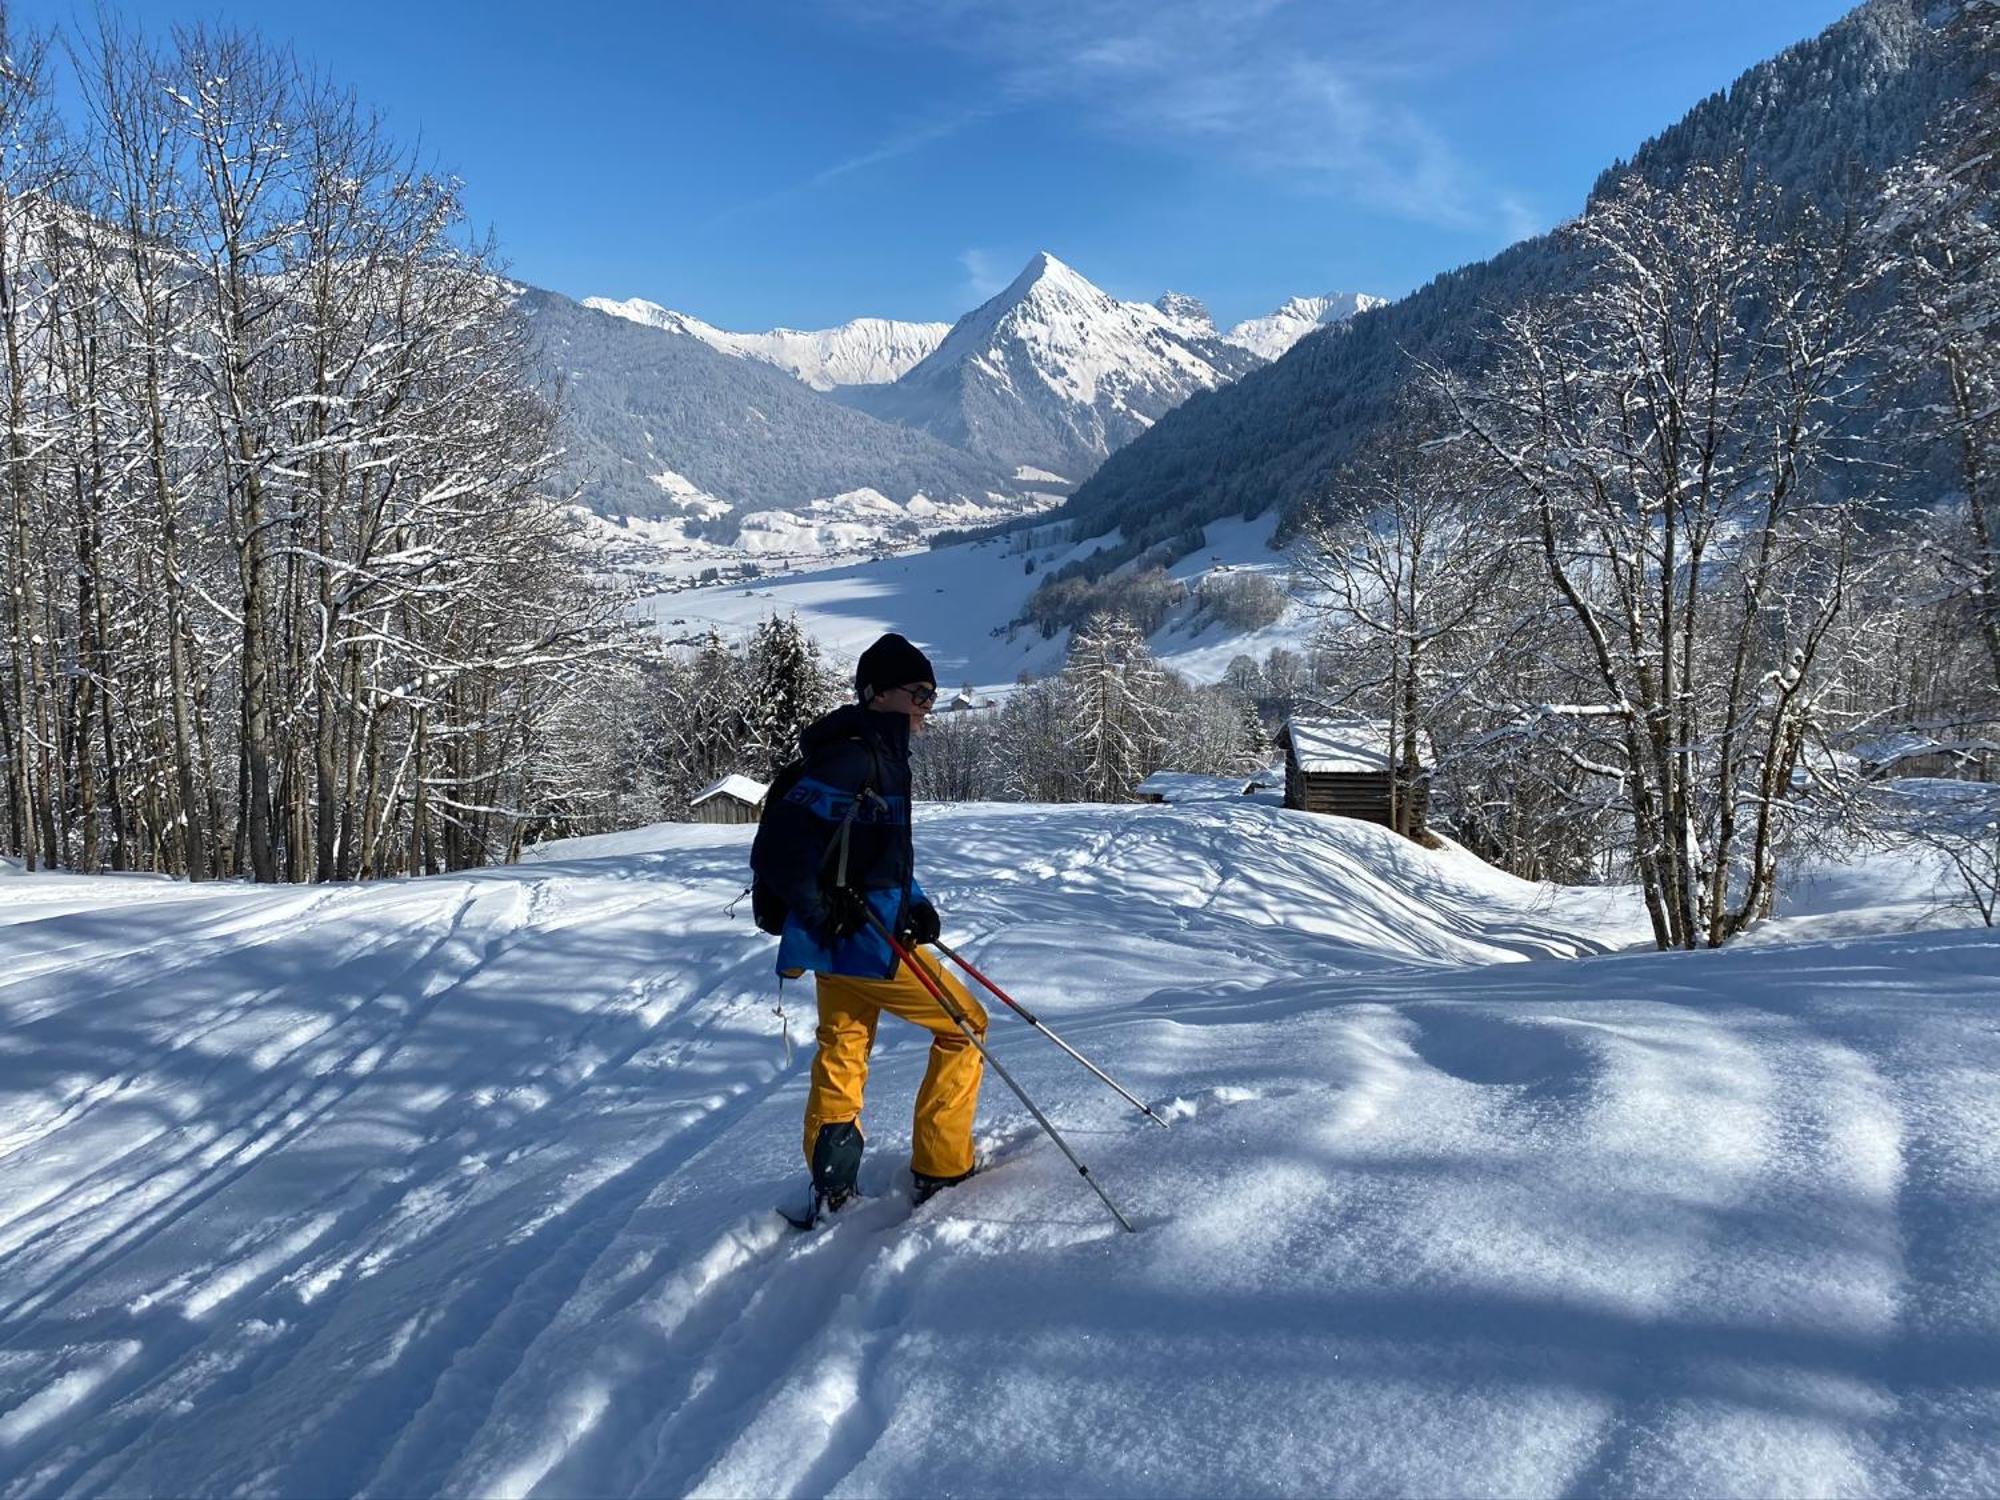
[1153,291,1215,331]
[833,252,1266,483]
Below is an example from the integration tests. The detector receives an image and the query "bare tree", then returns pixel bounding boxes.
[0,24,63,869]
[0,17,637,880]
[1296,391,1514,837]
[1436,165,1882,947]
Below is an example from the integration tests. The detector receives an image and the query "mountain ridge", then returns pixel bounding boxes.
[581,297,950,390]
[543,258,1380,535]
[833,250,1269,481]
[521,287,1033,530]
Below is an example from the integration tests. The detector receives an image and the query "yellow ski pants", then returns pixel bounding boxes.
[802,947,988,1180]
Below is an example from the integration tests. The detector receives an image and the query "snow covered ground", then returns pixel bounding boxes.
[0,802,1995,1498]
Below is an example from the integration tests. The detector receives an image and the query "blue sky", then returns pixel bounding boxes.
[19,0,1856,330]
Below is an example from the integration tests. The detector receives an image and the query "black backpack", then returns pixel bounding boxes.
[748,739,880,936]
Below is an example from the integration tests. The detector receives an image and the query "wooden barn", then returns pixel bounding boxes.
[689,774,769,825]
[1275,718,1431,837]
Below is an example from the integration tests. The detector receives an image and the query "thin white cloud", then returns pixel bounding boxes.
[845,0,1528,238]
[959,248,1011,302]
[702,105,992,228]
[1495,193,1544,250]
[809,106,996,189]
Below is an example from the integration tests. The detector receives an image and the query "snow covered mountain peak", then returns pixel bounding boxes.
[581,295,948,390]
[1154,291,1215,332]
[1223,292,1387,361]
[582,295,696,335]
[1275,293,1371,322]
[839,251,1265,481]
[1004,249,1099,301]
[973,251,1135,339]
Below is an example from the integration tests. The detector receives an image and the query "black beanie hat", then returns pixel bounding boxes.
[854,632,936,700]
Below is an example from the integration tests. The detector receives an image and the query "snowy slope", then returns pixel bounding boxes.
[837,252,1265,482]
[581,298,949,391]
[1223,291,1389,360]
[1,801,1996,1497]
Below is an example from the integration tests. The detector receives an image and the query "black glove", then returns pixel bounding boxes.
[902,898,941,946]
[818,886,868,945]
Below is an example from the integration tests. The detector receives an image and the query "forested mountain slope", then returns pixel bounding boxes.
[1051,0,1985,557]
[519,289,1024,525]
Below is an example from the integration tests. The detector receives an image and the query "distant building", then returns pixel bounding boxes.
[689,774,769,825]
[1132,770,1280,805]
[1132,770,1198,803]
[1275,718,1431,837]
[1853,732,2000,782]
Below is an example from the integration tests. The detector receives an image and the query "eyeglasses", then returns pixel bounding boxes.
[900,683,938,706]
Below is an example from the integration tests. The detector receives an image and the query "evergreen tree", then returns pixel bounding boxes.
[1063,614,1171,801]
[742,613,835,781]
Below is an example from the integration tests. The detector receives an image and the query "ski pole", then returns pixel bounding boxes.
[864,911,1135,1234]
[930,937,1170,1131]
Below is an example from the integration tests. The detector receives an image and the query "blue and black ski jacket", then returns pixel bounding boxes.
[754,703,926,981]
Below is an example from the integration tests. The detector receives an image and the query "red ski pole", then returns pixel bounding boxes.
[865,911,1135,1233]
[930,937,1170,1130]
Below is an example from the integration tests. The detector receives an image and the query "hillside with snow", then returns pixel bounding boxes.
[635,512,1302,681]
[0,796,1994,1497]
[517,288,1040,529]
[1054,0,1983,549]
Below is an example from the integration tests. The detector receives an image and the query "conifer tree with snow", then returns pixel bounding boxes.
[742,613,837,782]
[1063,613,1172,801]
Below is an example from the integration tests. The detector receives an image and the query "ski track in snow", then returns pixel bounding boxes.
[0,804,1996,1497]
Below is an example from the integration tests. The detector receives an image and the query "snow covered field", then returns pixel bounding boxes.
[0,802,1996,1498]
[634,513,1308,691]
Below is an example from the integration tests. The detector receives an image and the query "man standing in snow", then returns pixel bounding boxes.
[751,632,986,1218]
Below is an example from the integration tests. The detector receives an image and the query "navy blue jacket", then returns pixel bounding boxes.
[753,704,926,980]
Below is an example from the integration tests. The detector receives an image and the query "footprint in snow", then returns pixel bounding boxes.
[1405,1008,1598,1106]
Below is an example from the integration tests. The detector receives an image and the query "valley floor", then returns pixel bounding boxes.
[0,802,1994,1497]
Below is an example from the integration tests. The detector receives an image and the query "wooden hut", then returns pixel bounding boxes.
[1275,718,1431,837]
[689,773,769,825]
[1854,731,2000,782]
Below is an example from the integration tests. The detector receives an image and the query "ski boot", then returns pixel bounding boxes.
[807,1120,865,1219]
[911,1164,975,1206]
